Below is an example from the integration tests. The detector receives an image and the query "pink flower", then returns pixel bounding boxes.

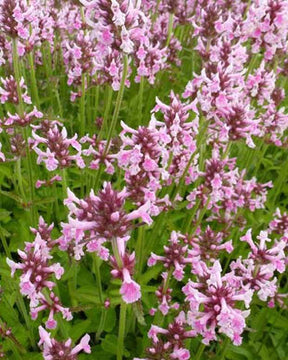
[171,348,190,360]
[120,276,141,304]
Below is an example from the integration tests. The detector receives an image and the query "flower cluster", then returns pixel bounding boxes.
[31,120,85,171]
[81,134,115,174]
[6,217,71,329]
[187,146,273,226]
[229,229,286,302]
[0,0,55,58]
[60,181,152,303]
[243,0,288,61]
[38,326,91,360]
[116,91,199,212]
[0,75,31,104]
[183,261,253,345]
[138,312,195,360]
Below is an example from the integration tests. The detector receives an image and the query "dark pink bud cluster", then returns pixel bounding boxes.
[184,0,288,150]
[184,64,259,148]
[0,0,30,40]
[246,62,276,105]
[187,147,273,225]
[148,231,189,281]
[60,182,151,302]
[149,271,179,316]
[0,75,31,104]
[61,182,152,259]
[269,208,288,238]
[81,134,115,174]
[116,92,199,211]
[62,30,97,89]
[55,1,84,35]
[9,133,25,158]
[259,102,288,146]
[60,183,152,260]
[0,105,42,162]
[38,326,90,360]
[157,0,195,25]
[188,226,233,261]
[36,175,62,189]
[31,120,85,171]
[2,107,42,129]
[136,312,195,360]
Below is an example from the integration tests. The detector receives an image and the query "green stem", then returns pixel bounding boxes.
[93,57,128,190]
[117,302,127,360]
[0,232,10,257]
[166,13,174,47]
[218,337,229,360]
[195,343,205,360]
[270,158,288,203]
[171,115,208,200]
[152,0,161,26]
[135,226,145,277]
[112,238,122,268]
[138,76,145,125]
[28,51,40,108]
[12,39,24,114]
[16,158,26,203]
[93,254,107,340]
[94,256,104,303]
[67,259,78,307]
[13,39,36,224]
[80,74,86,136]
[6,339,24,360]
[104,54,128,155]
[99,85,113,140]
[61,168,68,198]
[16,295,36,349]
[96,310,107,341]
[184,195,210,235]
[94,85,100,120]
[23,128,36,225]
[245,53,260,80]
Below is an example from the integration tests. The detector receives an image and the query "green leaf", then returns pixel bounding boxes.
[0,208,11,221]
[101,334,130,357]
[70,319,91,341]
[103,308,116,332]
[75,286,100,304]
[226,344,254,360]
